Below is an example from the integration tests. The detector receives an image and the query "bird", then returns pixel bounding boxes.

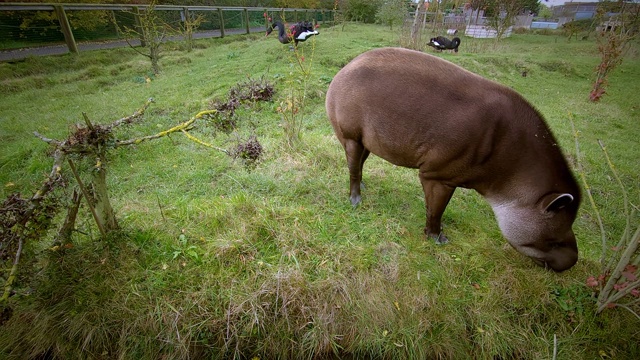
[427,36,461,53]
[265,21,319,47]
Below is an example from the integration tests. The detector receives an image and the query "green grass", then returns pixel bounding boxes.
[1,24,639,359]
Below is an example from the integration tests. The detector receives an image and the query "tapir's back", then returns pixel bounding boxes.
[326,47,529,180]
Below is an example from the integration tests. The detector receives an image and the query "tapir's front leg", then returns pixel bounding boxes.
[419,174,455,244]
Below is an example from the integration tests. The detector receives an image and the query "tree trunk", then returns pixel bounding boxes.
[411,0,426,49]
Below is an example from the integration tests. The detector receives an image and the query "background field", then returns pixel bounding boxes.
[1,23,639,359]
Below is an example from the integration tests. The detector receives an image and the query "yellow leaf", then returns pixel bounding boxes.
[599,350,608,357]
[5,182,15,188]
[382,330,388,337]
[394,301,400,311]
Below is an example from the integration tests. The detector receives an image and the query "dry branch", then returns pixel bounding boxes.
[115,109,219,149]
[1,149,66,302]
[3,100,241,304]
[107,98,154,130]
[571,115,640,317]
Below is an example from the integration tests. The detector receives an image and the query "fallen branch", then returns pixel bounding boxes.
[107,98,155,130]
[115,110,216,147]
[4,97,260,304]
[181,129,229,155]
[1,149,66,302]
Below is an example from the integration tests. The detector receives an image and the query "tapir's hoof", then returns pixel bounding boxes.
[426,229,449,245]
[434,233,449,245]
[350,195,362,208]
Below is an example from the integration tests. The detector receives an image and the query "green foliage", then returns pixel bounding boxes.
[538,5,553,20]
[562,18,596,41]
[469,0,538,17]
[375,0,408,30]
[340,0,379,23]
[118,0,174,75]
[0,24,639,359]
[479,0,529,40]
[589,0,640,102]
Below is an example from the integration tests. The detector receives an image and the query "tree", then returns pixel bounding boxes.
[14,0,111,42]
[376,0,408,30]
[341,0,379,23]
[590,0,640,102]
[538,4,553,20]
[481,0,529,41]
[118,0,174,75]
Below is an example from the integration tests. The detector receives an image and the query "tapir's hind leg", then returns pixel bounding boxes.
[419,173,455,244]
[344,139,370,206]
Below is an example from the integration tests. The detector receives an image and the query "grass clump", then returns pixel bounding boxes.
[0,24,639,359]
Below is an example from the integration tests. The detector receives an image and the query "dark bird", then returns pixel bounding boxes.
[427,36,461,53]
[266,21,319,47]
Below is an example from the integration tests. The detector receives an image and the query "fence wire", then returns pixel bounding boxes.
[0,5,335,51]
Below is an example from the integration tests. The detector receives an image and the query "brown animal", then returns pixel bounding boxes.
[325,47,581,272]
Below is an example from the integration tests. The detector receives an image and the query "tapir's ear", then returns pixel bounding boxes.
[543,193,575,213]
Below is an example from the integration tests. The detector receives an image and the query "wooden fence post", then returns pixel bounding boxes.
[218,8,225,38]
[111,10,120,37]
[133,7,146,47]
[264,8,269,30]
[54,5,78,54]
[244,8,250,34]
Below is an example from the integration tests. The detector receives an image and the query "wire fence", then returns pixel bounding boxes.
[0,3,336,52]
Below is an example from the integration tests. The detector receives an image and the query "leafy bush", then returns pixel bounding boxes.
[341,0,379,23]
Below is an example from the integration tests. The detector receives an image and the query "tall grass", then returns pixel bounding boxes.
[1,24,639,359]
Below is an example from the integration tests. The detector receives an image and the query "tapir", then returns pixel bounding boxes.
[325,47,581,272]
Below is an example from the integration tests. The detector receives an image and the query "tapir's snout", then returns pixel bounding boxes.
[542,244,578,272]
[527,234,578,272]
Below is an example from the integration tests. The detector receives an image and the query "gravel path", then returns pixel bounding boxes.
[0,27,266,62]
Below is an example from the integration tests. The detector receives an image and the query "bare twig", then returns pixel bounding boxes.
[67,159,107,238]
[82,112,95,132]
[156,194,166,223]
[33,131,63,146]
[570,116,608,266]
[572,115,640,316]
[107,98,155,130]
[180,129,229,154]
[1,233,23,302]
[116,118,196,146]
[599,139,632,273]
[615,304,640,321]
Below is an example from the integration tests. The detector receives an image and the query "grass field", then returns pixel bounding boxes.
[1,23,639,359]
